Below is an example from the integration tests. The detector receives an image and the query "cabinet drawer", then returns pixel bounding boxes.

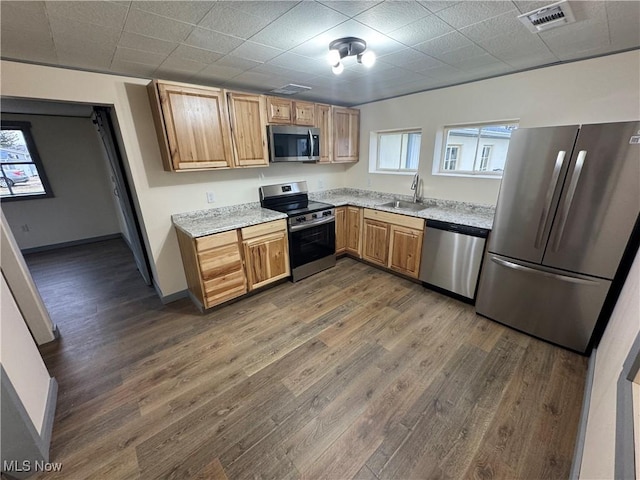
[203,270,247,308]
[241,219,287,240]
[198,244,244,279]
[196,230,239,251]
[364,209,424,230]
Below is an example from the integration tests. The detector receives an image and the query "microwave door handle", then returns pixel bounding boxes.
[308,129,314,159]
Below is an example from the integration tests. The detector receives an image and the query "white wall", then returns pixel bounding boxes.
[1,113,121,250]
[351,50,640,205]
[579,249,640,479]
[0,273,52,434]
[0,60,347,297]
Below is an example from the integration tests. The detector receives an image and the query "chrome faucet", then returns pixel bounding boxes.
[410,173,420,203]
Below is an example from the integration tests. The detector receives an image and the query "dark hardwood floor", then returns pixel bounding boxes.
[27,238,588,479]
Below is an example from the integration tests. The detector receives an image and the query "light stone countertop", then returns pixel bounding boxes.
[172,188,495,238]
[172,202,287,238]
[310,188,495,230]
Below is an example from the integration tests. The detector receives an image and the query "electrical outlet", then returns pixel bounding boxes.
[206,191,215,204]
[318,180,324,189]
[367,178,372,187]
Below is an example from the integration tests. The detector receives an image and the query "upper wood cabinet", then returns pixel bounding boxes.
[315,103,333,164]
[227,92,269,168]
[148,80,234,172]
[240,220,290,291]
[266,97,315,126]
[333,107,360,163]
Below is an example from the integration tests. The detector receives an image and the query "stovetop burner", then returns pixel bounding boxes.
[269,200,335,217]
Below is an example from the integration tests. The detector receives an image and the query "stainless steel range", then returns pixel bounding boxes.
[259,181,336,282]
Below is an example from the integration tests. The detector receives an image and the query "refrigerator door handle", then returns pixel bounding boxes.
[534,150,566,249]
[490,256,598,285]
[552,150,587,252]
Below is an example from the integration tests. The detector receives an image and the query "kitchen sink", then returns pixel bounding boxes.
[378,200,426,212]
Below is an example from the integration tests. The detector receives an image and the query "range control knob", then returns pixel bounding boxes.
[323,210,331,216]
[311,213,318,219]
[296,217,305,222]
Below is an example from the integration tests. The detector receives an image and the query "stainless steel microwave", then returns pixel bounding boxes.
[267,125,320,162]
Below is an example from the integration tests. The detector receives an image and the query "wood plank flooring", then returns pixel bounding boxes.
[27,239,588,479]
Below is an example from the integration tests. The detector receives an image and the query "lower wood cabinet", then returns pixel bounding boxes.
[175,219,290,309]
[346,206,363,257]
[240,220,290,291]
[176,228,247,309]
[362,209,424,278]
[335,207,347,254]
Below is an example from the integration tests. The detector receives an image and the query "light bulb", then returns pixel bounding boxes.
[361,50,376,67]
[327,49,341,66]
[332,62,344,75]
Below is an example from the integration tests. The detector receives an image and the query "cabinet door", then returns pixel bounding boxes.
[335,207,347,254]
[155,81,233,171]
[266,96,293,124]
[388,225,423,278]
[195,230,247,308]
[362,219,389,267]
[294,101,315,126]
[333,107,360,163]
[243,232,290,290]
[315,104,332,163]
[346,206,362,257]
[227,92,269,167]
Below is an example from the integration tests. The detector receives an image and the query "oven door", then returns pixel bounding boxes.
[268,125,320,162]
[288,217,336,270]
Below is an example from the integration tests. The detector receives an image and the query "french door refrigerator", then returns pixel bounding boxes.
[476,121,640,353]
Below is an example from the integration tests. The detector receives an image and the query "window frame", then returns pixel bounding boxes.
[0,120,53,202]
[436,120,519,178]
[370,128,422,175]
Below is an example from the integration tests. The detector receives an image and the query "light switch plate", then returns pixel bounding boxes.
[206,192,215,203]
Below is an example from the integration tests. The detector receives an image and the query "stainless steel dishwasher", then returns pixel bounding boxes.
[419,219,489,303]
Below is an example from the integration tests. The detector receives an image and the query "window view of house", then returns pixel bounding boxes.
[440,123,518,175]
[0,125,51,199]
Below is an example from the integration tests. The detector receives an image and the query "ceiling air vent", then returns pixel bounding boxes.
[518,0,576,33]
[269,84,312,96]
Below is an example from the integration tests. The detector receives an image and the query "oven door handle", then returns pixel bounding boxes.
[289,215,335,232]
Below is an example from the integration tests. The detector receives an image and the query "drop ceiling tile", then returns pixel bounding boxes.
[184,28,244,54]
[421,63,462,79]
[249,25,312,50]
[0,25,57,64]
[113,46,167,67]
[434,44,488,64]
[435,1,516,29]
[132,1,214,24]
[198,4,272,40]
[318,1,383,18]
[110,59,158,77]
[377,48,441,70]
[386,14,454,46]
[250,63,318,82]
[195,63,245,81]
[56,39,115,69]
[274,2,350,36]
[226,2,299,23]
[605,1,640,49]
[504,52,560,69]
[214,56,262,71]
[48,15,121,51]
[413,31,472,56]
[512,1,555,15]
[266,52,322,72]
[418,1,461,13]
[401,56,448,73]
[1,1,50,33]
[354,1,430,33]
[459,9,527,43]
[480,34,554,63]
[156,55,208,75]
[118,32,179,56]
[230,42,284,63]
[231,71,294,90]
[45,1,129,30]
[124,8,194,43]
[449,53,507,72]
[171,44,224,64]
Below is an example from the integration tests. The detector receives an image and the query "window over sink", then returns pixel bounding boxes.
[435,121,518,178]
[369,128,422,175]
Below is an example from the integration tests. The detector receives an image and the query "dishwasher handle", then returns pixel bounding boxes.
[425,219,490,238]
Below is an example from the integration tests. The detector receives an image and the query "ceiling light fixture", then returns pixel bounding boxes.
[327,36,375,75]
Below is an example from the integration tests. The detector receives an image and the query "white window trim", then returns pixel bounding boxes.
[432,120,519,179]
[369,128,422,175]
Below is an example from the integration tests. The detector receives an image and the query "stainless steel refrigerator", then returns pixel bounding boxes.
[476,121,640,353]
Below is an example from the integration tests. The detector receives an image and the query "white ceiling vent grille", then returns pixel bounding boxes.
[518,0,576,33]
[269,84,312,95]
